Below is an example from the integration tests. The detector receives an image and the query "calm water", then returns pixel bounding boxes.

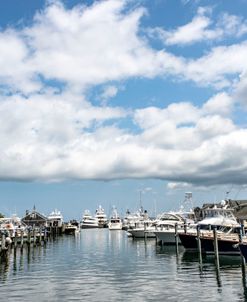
[1,229,247,301]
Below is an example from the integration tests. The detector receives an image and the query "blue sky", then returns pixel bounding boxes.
[1,0,247,220]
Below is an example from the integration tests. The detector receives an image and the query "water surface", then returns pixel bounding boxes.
[0,229,246,301]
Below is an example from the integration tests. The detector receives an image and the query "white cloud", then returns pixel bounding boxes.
[0,0,247,187]
[100,85,119,105]
[202,92,233,116]
[184,41,247,88]
[149,7,247,46]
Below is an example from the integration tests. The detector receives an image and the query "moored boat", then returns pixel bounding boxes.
[179,203,241,254]
[95,205,108,228]
[108,207,122,230]
[81,210,99,229]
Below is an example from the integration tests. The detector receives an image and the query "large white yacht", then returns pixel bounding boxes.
[122,207,149,231]
[95,205,108,228]
[81,210,99,229]
[108,207,122,230]
[47,209,63,228]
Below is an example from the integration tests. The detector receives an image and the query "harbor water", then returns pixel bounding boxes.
[1,229,247,302]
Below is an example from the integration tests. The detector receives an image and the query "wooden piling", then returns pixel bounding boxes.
[1,234,6,251]
[20,230,24,250]
[183,223,187,234]
[175,223,179,254]
[197,225,202,265]
[213,227,220,269]
[33,229,36,246]
[27,229,31,246]
[144,222,147,241]
[14,232,18,249]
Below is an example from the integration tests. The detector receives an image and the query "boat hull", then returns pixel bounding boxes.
[201,237,240,256]
[81,224,99,229]
[179,233,199,250]
[239,243,247,261]
[108,223,122,230]
[154,230,181,245]
[127,229,156,238]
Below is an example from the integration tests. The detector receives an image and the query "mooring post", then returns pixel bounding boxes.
[197,225,202,265]
[184,223,187,234]
[14,231,18,249]
[213,227,220,269]
[175,223,179,254]
[27,229,31,246]
[1,233,6,251]
[144,222,147,241]
[20,230,24,250]
[39,228,42,245]
[33,228,36,247]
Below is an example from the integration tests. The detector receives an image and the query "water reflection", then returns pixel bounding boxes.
[1,230,247,301]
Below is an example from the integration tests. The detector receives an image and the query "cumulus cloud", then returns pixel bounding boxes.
[149,7,247,46]
[0,0,247,188]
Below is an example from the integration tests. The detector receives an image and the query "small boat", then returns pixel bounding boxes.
[81,210,99,229]
[64,222,78,235]
[108,208,122,230]
[95,205,108,228]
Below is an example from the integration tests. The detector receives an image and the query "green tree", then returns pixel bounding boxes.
[0,213,4,218]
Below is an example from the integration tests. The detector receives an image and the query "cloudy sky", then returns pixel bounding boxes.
[1,0,247,219]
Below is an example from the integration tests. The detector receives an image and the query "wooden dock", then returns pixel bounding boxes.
[0,226,64,262]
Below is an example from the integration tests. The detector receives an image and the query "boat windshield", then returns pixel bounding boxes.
[159,213,180,221]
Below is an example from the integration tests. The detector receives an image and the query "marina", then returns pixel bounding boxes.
[1,228,247,301]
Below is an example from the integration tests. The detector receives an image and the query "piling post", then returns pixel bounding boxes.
[33,228,36,247]
[144,222,147,241]
[1,233,6,251]
[197,225,202,265]
[38,228,42,245]
[27,229,31,247]
[14,232,18,249]
[20,230,24,250]
[43,228,47,245]
[213,227,220,269]
[184,223,187,234]
[175,223,179,254]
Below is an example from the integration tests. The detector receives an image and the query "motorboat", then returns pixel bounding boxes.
[95,205,108,228]
[47,209,63,228]
[64,222,78,235]
[122,207,149,231]
[81,210,99,229]
[153,212,191,244]
[179,204,241,254]
[108,208,122,230]
[127,219,156,238]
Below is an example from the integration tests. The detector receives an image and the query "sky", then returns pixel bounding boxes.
[1,0,247,220]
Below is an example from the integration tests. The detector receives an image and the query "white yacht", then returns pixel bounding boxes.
[179,201,241,254]
[95,205,108,228]
[47,209,63,228]
[81,210,99,229]
[153,212,192,244]
[122,208,149,231]
[108,208,122,230]
[127,219,157,238]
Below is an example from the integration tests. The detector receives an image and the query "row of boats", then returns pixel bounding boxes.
[81,202,247,263]
[3,200,247,263]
